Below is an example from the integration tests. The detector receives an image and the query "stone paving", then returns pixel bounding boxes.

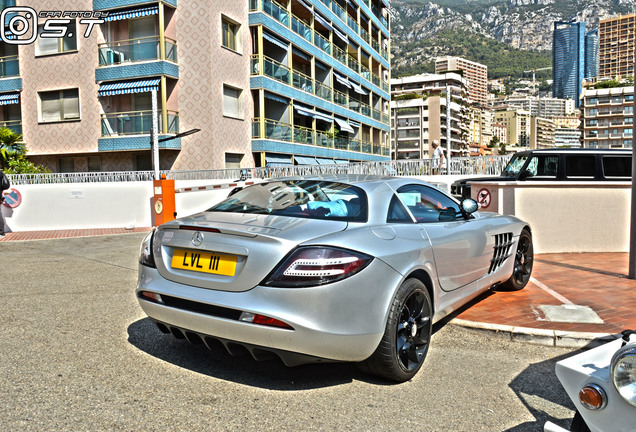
[454,252,636,337]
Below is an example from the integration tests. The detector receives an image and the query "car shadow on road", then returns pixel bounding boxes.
[503,349,579,432]
[127,318,402,390]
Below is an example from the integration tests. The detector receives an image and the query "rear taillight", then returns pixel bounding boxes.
[263,246,373,288]
[139,230,156,268]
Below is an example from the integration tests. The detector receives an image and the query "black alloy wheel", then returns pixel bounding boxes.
[396,289,432,373]
[358,279,432,382]
[501,228,533,291]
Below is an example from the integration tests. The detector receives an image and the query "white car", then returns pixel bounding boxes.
[545,330,636,432]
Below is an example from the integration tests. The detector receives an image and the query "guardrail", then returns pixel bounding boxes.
[6,156,512,186]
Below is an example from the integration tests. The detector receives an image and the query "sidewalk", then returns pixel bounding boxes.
[453,252,636,346]
[1,228,634,346]
[0,227,152,242]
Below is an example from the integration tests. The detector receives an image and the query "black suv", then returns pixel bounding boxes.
[451,148,632,200]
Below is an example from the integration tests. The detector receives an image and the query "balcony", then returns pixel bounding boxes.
[252,117,388,156]
[251,54,390,125]
[98,36,177,66]
[251,0,390,91]
[100,110,179,137]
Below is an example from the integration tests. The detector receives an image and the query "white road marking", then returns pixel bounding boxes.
[530,277,574,305]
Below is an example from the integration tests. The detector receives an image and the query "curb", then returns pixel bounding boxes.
[450,318,618,348]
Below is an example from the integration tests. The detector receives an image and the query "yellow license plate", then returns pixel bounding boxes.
[171,249,237,276]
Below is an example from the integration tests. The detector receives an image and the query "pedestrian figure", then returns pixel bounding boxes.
[0,168,10,237]
[431,140,445,175]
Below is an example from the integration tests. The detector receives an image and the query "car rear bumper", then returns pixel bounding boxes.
[136,259,404,363]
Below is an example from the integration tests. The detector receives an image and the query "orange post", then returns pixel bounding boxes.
[152,177,176,226]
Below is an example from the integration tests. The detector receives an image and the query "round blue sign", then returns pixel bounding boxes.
[2,188,21,208]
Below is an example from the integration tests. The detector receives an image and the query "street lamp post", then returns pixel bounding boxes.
[446,84,451,174]
[630,19,636,278]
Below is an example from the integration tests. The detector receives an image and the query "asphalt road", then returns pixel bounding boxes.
[1,234,580,431]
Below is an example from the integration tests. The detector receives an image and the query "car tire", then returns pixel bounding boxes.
[358,278,432,382]
[570,411,591,432]
[500,228,533,291]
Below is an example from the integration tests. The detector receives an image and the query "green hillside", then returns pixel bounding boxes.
[392,29,552,80]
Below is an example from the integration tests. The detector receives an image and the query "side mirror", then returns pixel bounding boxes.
[461,199,479,215]
[518,169,534,181]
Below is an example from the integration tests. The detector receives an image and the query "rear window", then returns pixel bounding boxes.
[602,156,632,178]
[208,180,368,222]
[565,155,596,178]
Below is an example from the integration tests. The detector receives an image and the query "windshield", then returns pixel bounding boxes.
[208,180,368,222]
[501,155,529,177]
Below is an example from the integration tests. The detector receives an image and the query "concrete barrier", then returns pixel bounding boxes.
[0,179,262,233]
[1,176,469,233]
[471,181,631,253]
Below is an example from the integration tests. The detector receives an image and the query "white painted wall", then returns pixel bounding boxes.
[471,181,632,253]
[7,176,628,254]
[1,176,465,233]
[1,180,262,233]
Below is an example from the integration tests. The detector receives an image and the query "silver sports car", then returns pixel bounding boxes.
[136,175,533,382]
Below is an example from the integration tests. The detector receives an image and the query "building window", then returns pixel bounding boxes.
[88,156,101,172]
[36,20,77,56]
[626,106,634,114]
[222,84,243,119]
[225,153,243,169]
[626,95,634,102]
[38,89,80,123]
[222,16,240,52]
[589,108,598,116]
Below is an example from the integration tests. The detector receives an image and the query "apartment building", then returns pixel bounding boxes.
[492,122,507,145]
[469,104,493,147]
[249,0,391,166]
[0,0,390,173]
[530,117,556,149]
[598,13,635,79]
[554,128,581,147]
[494,109,531,147]
[0,0,255,172]
[492,95,576,117]
[581,86,633,149]
[552,115,582,147]
[390,72,470,159]
[434,56,488,105]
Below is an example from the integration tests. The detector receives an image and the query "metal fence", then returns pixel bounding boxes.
[6,156,511,185]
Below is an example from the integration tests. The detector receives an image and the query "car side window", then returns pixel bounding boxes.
[566,155,596,178]
[396,185,461,223]
[387,195,413,223]
[526,155,559,178]
[602,156,631,179]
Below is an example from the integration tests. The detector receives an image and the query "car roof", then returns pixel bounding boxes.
[277,174,398,185]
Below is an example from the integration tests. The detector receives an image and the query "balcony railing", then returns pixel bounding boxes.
[0,55,19,78]
[0,119,22,136]
[252,117,386,155]
[252,54,390,125]
[253,0,390,91]
[100,110,179,136]
[98,36,177,66]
